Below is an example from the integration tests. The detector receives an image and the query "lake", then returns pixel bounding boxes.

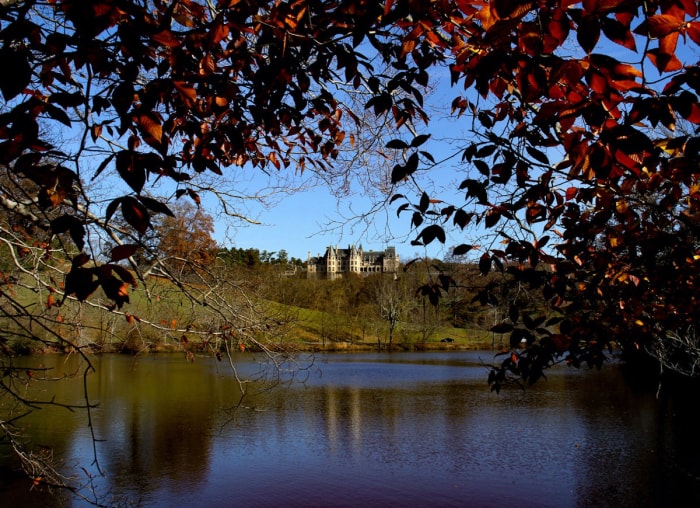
[1,351,698,507]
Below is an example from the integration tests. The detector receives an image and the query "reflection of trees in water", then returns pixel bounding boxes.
[90,356,243,498]
[655,381,700,506]
[290,366,698,506]
[564,366,700,507]
[7,355,699,506]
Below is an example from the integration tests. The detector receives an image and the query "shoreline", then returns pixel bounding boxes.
[26,339,498,357]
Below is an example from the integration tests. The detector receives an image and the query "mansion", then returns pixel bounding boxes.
[307,245,400,279]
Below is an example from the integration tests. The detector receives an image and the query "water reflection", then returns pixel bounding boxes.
[1,352,698,507]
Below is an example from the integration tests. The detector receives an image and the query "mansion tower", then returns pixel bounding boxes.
[307,245,399,279]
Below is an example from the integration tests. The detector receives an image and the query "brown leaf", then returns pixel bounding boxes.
[0,48,31,100]
[173,81,197,108]
[91,124,103,142]
[100,275,130,308]
[138,195,174,217]
[151,30,180,47]
[577,15,600,53]
[121,196,151,235]
[116,151,146,194]
[647,14,683,38]
[134,111,163,148]
[110,244,139,262]
[493,0,534,20]
[64,266,100,302]
[71,253,91,268]
[646,48,683,73]
[687,22,700,46]
[109,264,136,287]
[601,17,636,51]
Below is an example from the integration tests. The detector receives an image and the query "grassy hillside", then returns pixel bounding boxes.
[4,270,501,355]
[266,301,499,351]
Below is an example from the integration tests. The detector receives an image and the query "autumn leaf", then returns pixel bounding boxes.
[646,48,683,73]
[150,30,180,47]
[578,15,601,53]
[138,195,174,217]
[493,0,534,20]
[109,264,137,287]
[413,224,446,246]
[646,14,684,38]
[173,80,197,108]
[687,22,700,46]
[100,276,130,309]
[120,196,151,235]
[0,48,31,100]
[116,151,146,194]
[110,244,139,262]
[134,111,164,149]
[452,243,475,255]
[50,215,86,250]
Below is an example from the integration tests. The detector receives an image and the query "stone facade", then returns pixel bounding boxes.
[307,245,400,279]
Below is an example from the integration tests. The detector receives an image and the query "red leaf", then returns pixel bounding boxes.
[600,17,636,51]
[493,0,534,20]
[110,244,139,262]
[138,195,174,217]
[679,0,697,16]
[134,111,163,148]
[647,14,683,38]
[577,15,600,53]
[121,197,150,235]
[659,29,680,55]
[687,22,700,46]
[0,48,31,100]
[109,264,136,287]
[588,70,608,94]
[151,30,180,47]
[173,80,197,108]
[646,48,683,73]
[116,151,146,194]
[682,103,700,124]
[452,244,475,256]
[187,189,201,206]
[100,276,130,309]
[548,9,570,46]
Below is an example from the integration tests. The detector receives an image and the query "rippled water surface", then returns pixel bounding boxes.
[1,351,698,507]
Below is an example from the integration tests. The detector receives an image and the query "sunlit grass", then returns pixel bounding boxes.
[5,272,499,353]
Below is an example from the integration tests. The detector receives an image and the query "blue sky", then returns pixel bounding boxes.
[208,71,465,263]
[211,173,451,263]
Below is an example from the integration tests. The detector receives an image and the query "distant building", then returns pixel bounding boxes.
[307,245,400,279]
